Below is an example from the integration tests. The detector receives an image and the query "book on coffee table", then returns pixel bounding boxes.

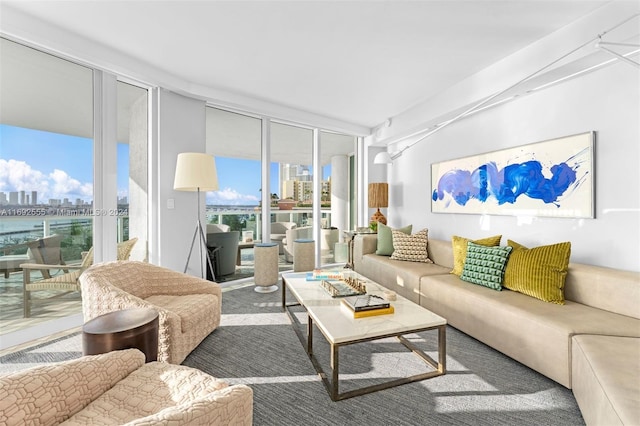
[343,304,395,318]
[341,294,390,312]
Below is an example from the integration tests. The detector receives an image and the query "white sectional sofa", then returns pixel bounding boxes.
[354,233,640,425]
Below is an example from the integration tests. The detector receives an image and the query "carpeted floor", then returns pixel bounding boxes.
[0,280,584,425]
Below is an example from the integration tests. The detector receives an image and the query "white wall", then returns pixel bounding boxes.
[387,62,639,271]
[157,89,208,274]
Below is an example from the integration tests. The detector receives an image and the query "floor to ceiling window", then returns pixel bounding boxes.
[206,106,358,277]
[206,107,264,278]
[0,39,150,346]
[0,37,94,337]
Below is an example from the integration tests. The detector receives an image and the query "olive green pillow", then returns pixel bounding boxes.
[503,240,571,305]
[460,242,513,291]
[376,223,412,256]
[451,235,502,276]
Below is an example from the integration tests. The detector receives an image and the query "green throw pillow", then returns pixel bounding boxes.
[503,240,571,305]
[390,228,432,263]
[451,235,502,276]
[376,223,412,256]
[460,242,513,291]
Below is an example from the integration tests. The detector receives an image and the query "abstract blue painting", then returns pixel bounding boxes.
[431,132,594,218]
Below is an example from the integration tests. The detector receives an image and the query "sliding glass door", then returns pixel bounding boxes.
[0,38,150,344]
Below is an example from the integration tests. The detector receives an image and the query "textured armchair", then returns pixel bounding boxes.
[80,261,221,364]
[0,349,253,425]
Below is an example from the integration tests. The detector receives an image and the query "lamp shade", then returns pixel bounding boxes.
[373,151,393,164]
[368,183,388,208]
[173,152,219,191]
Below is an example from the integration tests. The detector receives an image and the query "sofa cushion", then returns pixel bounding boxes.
[359,253,449,303]
[376,223,412,256]
[62,361,230,425]
[572,335,640,426]
[460,242,512,291]
[419,273,640,388]
[451,235,502,276]
[390,229,432,263]
[503,240,571,305]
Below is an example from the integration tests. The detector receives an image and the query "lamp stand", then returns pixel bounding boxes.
[183,188,215,280]
[370,208,387,225]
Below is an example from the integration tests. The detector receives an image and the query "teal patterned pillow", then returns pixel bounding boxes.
[460,242,513,291]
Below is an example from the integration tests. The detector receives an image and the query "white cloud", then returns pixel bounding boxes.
[0,159,50,195]
[49,169,93,200]
[0,159,92,202]
[206,187,259,205]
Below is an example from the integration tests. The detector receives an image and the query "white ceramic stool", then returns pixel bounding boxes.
[334,242,349,263]
[254,243,279,293]
[293,239,315,272]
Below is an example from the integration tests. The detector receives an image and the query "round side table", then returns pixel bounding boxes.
[254,242,279,293]
[82,308,159,363]
[293,239,315,272]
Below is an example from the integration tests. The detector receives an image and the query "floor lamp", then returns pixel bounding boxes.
[174,152,219,280]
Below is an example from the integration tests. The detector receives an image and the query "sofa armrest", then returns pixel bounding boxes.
[0,349,145,426]
[353,234,377,271]
[125,384,254,426]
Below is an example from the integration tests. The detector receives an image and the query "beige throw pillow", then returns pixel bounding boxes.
[390,229,432,263]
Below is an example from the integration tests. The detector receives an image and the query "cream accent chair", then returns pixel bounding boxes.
[0,349,253,425]
[80,261,221,364]
[270,221,297,254]
[283,226,313,263]
[21,238,138,318]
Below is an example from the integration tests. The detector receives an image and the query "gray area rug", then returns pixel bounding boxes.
[0,281,584,425]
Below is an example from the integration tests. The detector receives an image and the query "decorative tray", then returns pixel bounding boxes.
[320,277,367,298]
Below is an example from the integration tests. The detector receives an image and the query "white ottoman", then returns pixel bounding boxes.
[293,239,315,272]
[254,243,279,293]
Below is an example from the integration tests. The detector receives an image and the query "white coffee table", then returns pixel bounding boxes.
[282,271,447,401]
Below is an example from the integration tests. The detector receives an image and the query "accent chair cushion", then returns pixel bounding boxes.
[376,223,412,256]
[460,242,513,291]
[503,240,571,304]
[451,235,502,276]
[390,228,432,263]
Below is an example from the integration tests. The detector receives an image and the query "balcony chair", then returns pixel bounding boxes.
[21,238,138,318]
[270,221,297,254]
[283,226,313,263]
[206,230,240,277]
[80,261,222,364]
[0,234,65,279]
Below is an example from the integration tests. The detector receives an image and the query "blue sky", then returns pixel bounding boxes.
[0,124,328,205]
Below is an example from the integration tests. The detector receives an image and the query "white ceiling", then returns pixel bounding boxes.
[1,0,612,131]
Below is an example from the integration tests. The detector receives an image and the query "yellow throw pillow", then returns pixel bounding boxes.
[503,240,571,305]
[451,235,502,276]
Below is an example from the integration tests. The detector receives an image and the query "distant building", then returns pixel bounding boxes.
[0,192,6,205]
[31,191,37,205]
[9,192,18,204]
[19,190,26,205]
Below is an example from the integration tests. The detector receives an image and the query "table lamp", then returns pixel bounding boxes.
[368,182,388,225]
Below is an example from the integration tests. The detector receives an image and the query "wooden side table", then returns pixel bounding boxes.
[82,308,159,363]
